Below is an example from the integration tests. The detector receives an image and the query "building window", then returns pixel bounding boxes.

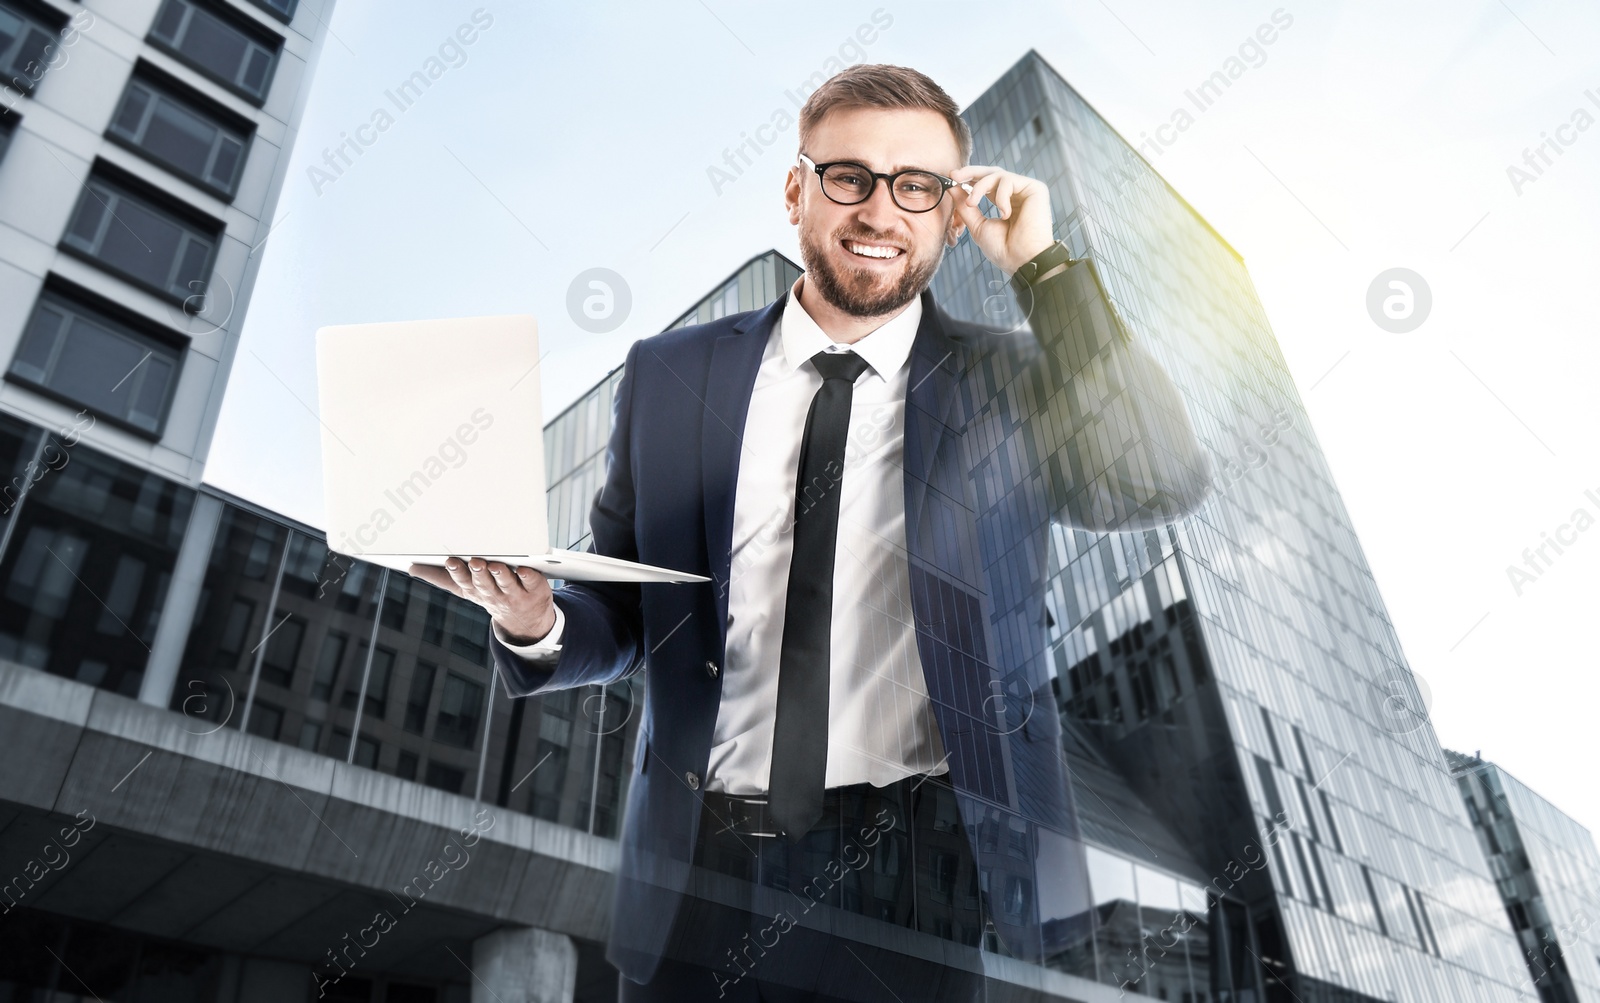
[60,170,221,306]
[0,109,16,163]
[214,597,252,659]
[449,602,490,664]
[309,630,344,701]
[242,0,297,22]
[424,761,463,794]
[380,579,411,630]
[297,718,320,751]
[148,0,279,104]
[258,612,303,687]
[333,728,378,768]
[434,672,483,748]
[245,701,281,740]
[342,643,393,720]
[404,660,436,734]
[0,2,59,95]
[9,290,182,435]
[395,750,417,781]
[107,73,251,197]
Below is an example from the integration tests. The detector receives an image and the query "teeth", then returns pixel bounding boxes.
[846,241,902,259]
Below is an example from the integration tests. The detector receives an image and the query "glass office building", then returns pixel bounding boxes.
[924,50,1536,1001]
[1449,750,1600,1003]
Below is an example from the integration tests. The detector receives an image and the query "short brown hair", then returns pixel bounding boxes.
[797,64,972,168]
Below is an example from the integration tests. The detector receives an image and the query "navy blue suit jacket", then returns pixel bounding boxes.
[491,256,1212,984]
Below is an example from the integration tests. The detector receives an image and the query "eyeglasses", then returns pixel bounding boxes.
[798,153,958,213]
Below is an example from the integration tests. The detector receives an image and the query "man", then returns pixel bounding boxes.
[413,64,1211,1002]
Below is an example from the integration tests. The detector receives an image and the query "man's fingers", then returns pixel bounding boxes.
[444,557,475,593]
[466,558,504,599]
[486,561,524,594]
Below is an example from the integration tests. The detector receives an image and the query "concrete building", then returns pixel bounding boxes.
[1448,750,1600,1003]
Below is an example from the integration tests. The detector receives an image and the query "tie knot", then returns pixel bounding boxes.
[810,350,869,384]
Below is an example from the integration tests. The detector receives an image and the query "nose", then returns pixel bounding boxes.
[852,176,904,232]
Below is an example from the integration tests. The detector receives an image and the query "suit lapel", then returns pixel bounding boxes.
[702,294,785,639]
[903,289,964,550]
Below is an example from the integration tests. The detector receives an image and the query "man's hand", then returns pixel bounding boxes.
[408,557,555,645]
[947,165,1057,278]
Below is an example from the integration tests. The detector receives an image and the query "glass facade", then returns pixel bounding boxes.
[0,410,192,696]
[926,50,1535,1001]
[1449,750,1600,1003]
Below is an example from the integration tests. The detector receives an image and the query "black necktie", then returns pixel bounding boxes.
[768,349,870,842]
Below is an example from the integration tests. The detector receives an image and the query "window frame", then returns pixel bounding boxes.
[0,0,65,96]
[146,0,282,106]
[6,281,186,439]
[0,107,17,164]
[106,66,254,200]
[240,0,297,24]
[58,164,224,308]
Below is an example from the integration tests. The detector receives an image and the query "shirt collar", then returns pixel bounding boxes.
[776,274,921,381]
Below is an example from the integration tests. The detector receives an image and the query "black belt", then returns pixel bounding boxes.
[699,772,952,839]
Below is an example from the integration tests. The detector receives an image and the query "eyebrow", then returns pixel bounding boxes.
[825,157,948,175]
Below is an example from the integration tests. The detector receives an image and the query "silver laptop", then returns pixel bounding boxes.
[314,313,707,583]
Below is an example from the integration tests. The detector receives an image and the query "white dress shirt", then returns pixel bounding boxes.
[494,275,949,794]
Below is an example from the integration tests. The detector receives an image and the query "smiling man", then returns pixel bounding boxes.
[413,63,1212,1002]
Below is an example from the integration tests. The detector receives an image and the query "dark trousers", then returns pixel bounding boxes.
[618,771,990,1002]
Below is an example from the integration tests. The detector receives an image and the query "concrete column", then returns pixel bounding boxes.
[139,491,224,709]
[471,926,578,1003]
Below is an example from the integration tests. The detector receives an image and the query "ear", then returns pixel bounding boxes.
[945,214,966,247]
[784,167,802,225]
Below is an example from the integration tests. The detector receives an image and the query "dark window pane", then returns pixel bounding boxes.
[404,660,435,734]
[209,134,243,189]
[97,196,186,287]
[241,46,270,90]
[144,99,218,178]
[11,303,64,381]
[151,0,184,40]
[259,613,303,687]
[180,8,251,82]
[395,751,417,781]
[112,83,152,135]
[9,294,181,434]
[424,761,463,793]
[245,701,281,740]
[434,673,483,748]
[66,192,107,245]
[216,598,252,656]
[310,630,344,700]
[450,603,489,663]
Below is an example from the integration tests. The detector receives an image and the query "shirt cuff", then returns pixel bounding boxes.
[492,602,564,658]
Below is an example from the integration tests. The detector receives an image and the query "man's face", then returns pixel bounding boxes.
[785,106,966,319]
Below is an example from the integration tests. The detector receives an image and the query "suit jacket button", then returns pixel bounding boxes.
[686,771,700,790]
[705,660,719,678]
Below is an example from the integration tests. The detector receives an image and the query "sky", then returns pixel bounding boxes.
[206,1,1600,833]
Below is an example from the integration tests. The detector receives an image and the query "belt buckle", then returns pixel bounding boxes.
[707,793,782,838]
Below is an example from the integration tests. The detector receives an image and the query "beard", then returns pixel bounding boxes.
[797,220,945,319]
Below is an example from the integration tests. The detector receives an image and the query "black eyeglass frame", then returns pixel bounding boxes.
[798,152,962,213]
